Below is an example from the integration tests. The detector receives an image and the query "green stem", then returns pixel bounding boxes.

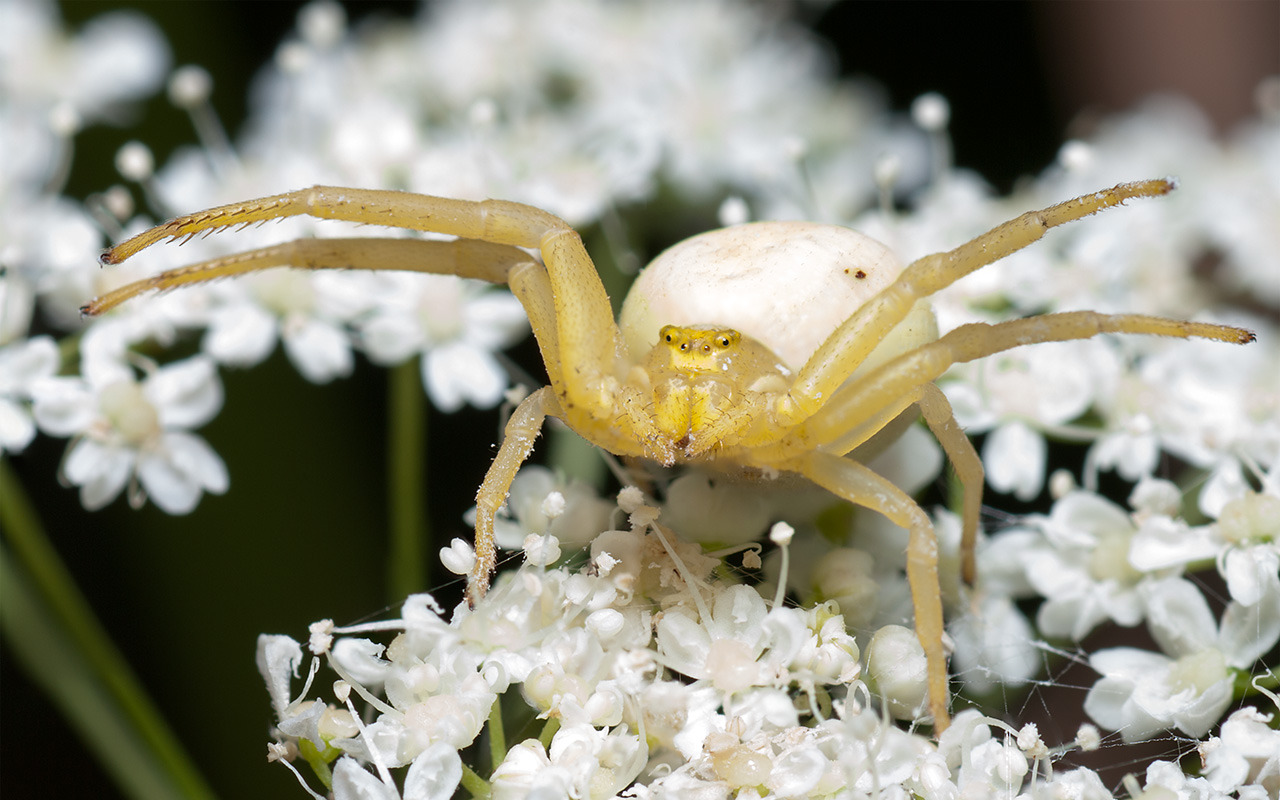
[460,762,491,799]
[0,458,217,800]
[387,359,428,600]
[487,696,507,773]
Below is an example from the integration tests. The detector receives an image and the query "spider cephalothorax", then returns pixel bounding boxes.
[86,179,1255,730]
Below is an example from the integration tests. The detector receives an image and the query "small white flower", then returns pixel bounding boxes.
[1,2,169,127]
[944,339,1113,500]
[1021,491,1148,641]
[865,624,929,722]
[0,335,58,453]
[201,271,369,384]
[1200,707,1280,795]
[948,592,1038,694]
[1084,577,1280,742]
[656,584,770,695]
[358,274,528,412]
[31,353,227,513]
[1209,482,1280,607]
[474,465,613,550]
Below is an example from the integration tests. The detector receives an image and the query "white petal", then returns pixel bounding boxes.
[1083,675,1136,732]
[137,432,228,514]
[1142,578,1218,658]
[949,593,1038,692]
[1217,575,1280,666]
[1129,516,1215,571]
[709,584,768,642]
[331,638,388,687]
[0,335,58,390]
[423,344,507,412]
[766,744,826,798]
[1048,491,1130,546]
[0,399,36,452]
[284,319,353,384]
[147,357,223,429]
[73,11,170,110]
[255,634,304,716]
[402,743,462,800]
[331,757,398,800]
[359,312,421,365]
[867,423,943,498]
[137,454,201,515]
[655,609,712,680]
[1222,545,1279,607]
[1089,647,1169,681]
[170,431,229,492]
[983,421,1045,501]
[1036,594,1106,642]
[462,292,529,351]
[939,379,997,430]
[202,304,278,367]
[65,439,134,510]
[1198,460,1248,519]
[30,376,96,436]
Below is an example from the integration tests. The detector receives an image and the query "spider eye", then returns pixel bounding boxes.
[719,337,731,347]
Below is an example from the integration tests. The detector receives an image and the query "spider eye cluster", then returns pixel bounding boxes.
[655,325,747,375]
[659,325,739,352]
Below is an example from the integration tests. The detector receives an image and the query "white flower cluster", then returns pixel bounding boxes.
[258,479,1280,798]
[4,0,1278,796]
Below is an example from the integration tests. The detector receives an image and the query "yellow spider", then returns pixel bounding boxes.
[85,179,1254,730]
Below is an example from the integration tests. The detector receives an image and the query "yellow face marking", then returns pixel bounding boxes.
[659,325,742,375]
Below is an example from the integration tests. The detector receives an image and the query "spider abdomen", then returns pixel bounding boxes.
[619,221,939,388]
[621,222,904,369]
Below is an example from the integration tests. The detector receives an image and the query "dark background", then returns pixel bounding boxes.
[5,2,1277,798]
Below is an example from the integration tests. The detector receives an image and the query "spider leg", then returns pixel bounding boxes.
[507,260,562,388]
[781,179,1178,422]
[778,310,1251,472]
[917,384,982,586]
[777,306,1250,468]
[791,450,951,730]
[84,237,533,315]
[97,187,622,419]
[470,386,564,603]
[768,310,1250,728]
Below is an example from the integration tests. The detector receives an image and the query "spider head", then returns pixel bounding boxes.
[633,325,789,462]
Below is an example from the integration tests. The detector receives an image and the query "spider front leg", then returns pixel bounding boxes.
[92,188,629,602]
[84,237,534,315]
[792,450,952,730]
[469,386,564,603]
[95,187,622,418]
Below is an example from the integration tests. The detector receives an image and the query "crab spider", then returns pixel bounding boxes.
[86,179,1254,731]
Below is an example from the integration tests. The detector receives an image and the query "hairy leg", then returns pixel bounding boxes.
[793,450,951,730]
[784,180,1177,421]
[95,186,622,419]
[470,386,563,603]
[84,236,533,315]
[917,383,982,585]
